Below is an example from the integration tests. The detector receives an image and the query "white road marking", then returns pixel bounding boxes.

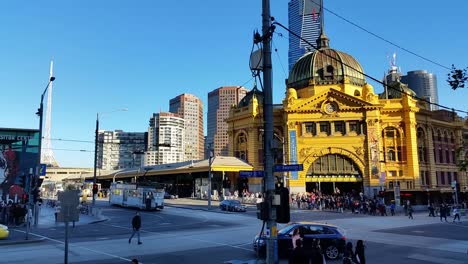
[408,254,465,264]
[12,229,142,263]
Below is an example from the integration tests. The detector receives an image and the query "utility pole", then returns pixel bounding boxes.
[261,0,276,263]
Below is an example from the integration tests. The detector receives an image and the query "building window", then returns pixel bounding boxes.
[319,122,330,135]
[349,121,358,133]
[334,121,345,134]
[387,148,396,161]
[440,171,445,185]
[305,122,316,135]
[447,172,452,185]
[439,149,443,163]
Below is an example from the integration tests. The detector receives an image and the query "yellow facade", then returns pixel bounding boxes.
[227,33,467,203]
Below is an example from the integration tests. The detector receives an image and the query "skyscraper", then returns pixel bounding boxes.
[401,70,439,111]
[97,130,147,170]
[288,0,322,72]
[207,86,248,157]
[145,112,185,165]
[169,94,204,160]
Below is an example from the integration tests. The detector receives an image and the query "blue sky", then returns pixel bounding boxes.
[1,0,467,168]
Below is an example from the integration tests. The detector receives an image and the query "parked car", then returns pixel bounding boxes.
[164,192,176,199]
[219,199,246,212]
[253,222,346,260]
[0,224,9,239]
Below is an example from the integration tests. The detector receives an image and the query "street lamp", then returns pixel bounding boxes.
[207,144,213,210]
[33,76,55,230]
[93,108,128,207]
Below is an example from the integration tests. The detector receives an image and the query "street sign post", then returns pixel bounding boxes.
[273,164,303,172]
[39,164,47,176]
[57,190,80,264]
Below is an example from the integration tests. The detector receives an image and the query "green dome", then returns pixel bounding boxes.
[287,34,366,89]
[238,85,263,108]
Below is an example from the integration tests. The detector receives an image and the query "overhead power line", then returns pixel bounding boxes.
[272,21,468,115]
[323,7,451,71]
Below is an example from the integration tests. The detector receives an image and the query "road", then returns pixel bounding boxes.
[1,201,467,264]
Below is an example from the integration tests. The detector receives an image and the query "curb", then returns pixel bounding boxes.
[88,217,110,224]
[0,237,46,246]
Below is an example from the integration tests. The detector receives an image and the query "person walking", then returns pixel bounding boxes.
[428,203,436,217]
[131,259,139,264]
[452,206,461,222]
[343,241,356,264]
[408,205,414,219]
[309,239,324,264]
[355,240,366,264]
[292,228,302,249]
[390,202,395,216]
[290,239,308,264]
[129,212,142,245]
[440,204,448,222]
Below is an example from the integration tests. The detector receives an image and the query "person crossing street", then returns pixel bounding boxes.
[129,212,142,245]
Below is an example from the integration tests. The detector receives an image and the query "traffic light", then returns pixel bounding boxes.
[92,183,98,195]
[32,188,40,203]
[276,187,290,224]
[15,173,26,188]
[256,201,269,221]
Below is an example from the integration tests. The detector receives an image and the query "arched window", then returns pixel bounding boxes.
[382,127,403,162]
[354,90,361,96]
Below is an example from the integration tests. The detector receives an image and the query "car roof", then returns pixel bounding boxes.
[289,222,339,229]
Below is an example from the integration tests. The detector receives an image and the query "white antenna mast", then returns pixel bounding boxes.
[41,60,59,167]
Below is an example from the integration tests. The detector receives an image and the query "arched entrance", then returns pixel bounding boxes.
[305,154,363,194]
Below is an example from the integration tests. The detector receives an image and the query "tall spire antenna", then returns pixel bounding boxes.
[42,60,59,167]
[320,0,324,34]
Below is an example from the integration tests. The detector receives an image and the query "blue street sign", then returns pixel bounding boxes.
[274,164,303,172]
[239,170,264,178]
[39,164,47,176]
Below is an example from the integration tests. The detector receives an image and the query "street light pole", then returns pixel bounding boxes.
[34,76,55,229]
[207,144,213,210]
[92,108,127,207]
[92,113,99,207]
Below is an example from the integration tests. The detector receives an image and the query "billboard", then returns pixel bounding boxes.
[0,128,39,201]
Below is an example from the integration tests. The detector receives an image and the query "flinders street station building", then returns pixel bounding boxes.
[227,31,467,205]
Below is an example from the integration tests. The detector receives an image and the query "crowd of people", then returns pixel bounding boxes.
[290,190,391,217]
[0,201,29,227]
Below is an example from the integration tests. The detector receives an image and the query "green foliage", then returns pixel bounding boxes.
[447,65,468,90]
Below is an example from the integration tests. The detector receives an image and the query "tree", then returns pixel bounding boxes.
[447,65,468,90]
[456,147,467,172]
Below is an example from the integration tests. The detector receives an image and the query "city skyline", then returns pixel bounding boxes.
[1,0,466,168]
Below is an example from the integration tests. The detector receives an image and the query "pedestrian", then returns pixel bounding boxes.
[290,239,308,264]
[129,212,142,245]
[452,206,461,222]
[131,259,139,264]
[428,203,436,217]
[292,228,302,249]
[309,239,324,264]
[343,241,356,264]
[390,202,395,216]
[355,240,366,264]
[408,205,414,219]
[440,204,448,222]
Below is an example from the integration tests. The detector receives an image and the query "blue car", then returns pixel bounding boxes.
[253,222,346,260]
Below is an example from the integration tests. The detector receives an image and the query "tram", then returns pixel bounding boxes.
[109,182,164,210]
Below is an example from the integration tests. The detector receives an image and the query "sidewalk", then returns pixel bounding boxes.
[0,204,108,246]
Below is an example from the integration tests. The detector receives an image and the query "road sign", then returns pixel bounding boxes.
[57,190,80,222]
[274,164,303,172]
[39,164,47,176]
[239,170,264,178]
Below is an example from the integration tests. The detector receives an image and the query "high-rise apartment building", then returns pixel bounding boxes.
[169,93,204,161]
[145,112,185,165]
[288,0,322,71]
[401,70,439,111]
[207,86,248,157]
[97,130,147,170]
